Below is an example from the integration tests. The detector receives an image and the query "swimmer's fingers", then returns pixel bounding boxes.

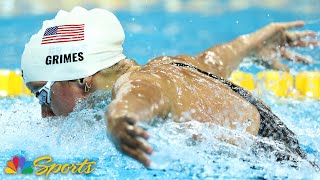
[125,126,153,154]
[126,125,150,139]
[107,115,152,167]
[259,21,304,41]
[280,48,313,64]
[120,132,152,154]
[269,48,313,71]
[285,31,319,47]
[116,126,152,167]
[277,21,305,30]
[270,58,289,72]
[120,144,151,167]
[289,30,317,38]
[124,136,153,156]
[291,40,319,48]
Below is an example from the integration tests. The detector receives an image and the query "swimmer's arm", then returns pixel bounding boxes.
[106,75,171,167]
[194,34,256,79]
[194,21,317,78]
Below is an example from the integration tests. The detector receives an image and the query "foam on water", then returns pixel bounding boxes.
[1,89,320,179]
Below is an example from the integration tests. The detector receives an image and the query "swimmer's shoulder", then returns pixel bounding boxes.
[147,55,204,68]
[147,54,196,65]
[114,56,195,89]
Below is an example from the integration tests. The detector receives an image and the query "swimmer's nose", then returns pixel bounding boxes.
[41,105,55,118]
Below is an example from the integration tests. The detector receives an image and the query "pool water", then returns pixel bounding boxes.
[1,7,320,179]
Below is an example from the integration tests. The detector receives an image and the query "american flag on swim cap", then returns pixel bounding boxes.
[41,24,84,44]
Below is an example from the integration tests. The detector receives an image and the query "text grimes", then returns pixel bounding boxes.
[46,52,84,65]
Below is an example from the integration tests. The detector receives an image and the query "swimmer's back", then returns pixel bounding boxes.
[145,56,312,166]
[124,56,261,136]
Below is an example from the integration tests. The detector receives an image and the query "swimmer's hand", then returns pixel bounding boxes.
[107,114,153,167]
[251,21,318,71]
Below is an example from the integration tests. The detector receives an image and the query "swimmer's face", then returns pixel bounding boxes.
[27,81,87,117]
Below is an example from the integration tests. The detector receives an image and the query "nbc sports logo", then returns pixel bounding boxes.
[4,155,95,177]
[5,156,33,174]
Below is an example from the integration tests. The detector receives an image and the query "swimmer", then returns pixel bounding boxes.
[22,7,319,168]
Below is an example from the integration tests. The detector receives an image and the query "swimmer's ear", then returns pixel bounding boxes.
[77,76,93,93]
[77,78,85,86]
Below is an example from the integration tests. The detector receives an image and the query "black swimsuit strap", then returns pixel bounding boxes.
[171,62,307,159]
[171,62,272,122]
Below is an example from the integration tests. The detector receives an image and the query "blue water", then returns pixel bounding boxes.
[1,8,320,70]
[1,8,320,179]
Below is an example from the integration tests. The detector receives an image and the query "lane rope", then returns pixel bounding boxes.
[0,69,319,99]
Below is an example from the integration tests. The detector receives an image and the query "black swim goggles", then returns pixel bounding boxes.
[35,81,55,105]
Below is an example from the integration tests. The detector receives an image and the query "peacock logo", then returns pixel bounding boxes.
[4,156,33,174]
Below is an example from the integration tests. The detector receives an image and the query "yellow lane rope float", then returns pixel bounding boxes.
[0,70,31,97]
[230,71,320,99]
[0,69,319,99]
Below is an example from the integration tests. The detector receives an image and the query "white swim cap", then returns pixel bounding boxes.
[21,6,126,83]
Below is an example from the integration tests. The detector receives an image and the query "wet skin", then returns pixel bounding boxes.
[27,21,319,167]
